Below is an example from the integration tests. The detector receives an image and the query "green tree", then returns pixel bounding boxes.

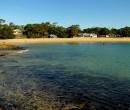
[9,22,16,30]
[55,26,67,38]
[0,19,5,29]
[0,19,5,24]
[48,23,57,36]
[110,28,120,37]
[0,25,15,39]
[67,25,80,38]
[119,26,130,37]
[9,22,15,27]
[24,23,47,38]
[41,22,50,37]
[83,28,91,33]
[99,27,110,36]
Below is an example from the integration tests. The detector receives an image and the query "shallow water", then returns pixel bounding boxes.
[0,43,130,110]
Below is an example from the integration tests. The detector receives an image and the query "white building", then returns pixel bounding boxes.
[49,34,57,38]
[13,29,22,34]
[78,33,97,38]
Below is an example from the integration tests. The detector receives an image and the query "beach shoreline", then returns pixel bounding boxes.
[0,37,130,44]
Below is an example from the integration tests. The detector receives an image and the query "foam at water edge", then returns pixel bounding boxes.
[17,49,29,54]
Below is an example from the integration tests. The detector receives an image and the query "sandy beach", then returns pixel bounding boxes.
[0,37,130,44]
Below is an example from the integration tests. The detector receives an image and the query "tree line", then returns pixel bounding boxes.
[21,23,130,38]
[0,18,130,39]
[0,19,24,39]
[0,19,15,39]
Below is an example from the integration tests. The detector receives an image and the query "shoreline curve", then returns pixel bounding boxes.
[0,38,130,44]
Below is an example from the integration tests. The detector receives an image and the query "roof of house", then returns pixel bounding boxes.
[50,34,57,38]
[14,29,22,32]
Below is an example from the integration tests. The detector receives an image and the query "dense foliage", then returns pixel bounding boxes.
[0,19,15,39]
[67,25,80,38]
[83,27,130,37]
[24,22,69,38]
[0,18,130,39]
[0,25,15,39]
[24,23,130,38]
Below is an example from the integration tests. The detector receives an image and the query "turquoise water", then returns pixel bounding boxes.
[0,43,130,110]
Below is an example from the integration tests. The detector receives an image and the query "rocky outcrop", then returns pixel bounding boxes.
[0,44,25,56]
[0,44,24,50]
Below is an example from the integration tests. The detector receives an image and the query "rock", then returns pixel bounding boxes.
[0,44,25,57]
[0,44,24,50]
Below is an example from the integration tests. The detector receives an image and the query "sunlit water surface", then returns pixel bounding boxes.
[0,43,130,110]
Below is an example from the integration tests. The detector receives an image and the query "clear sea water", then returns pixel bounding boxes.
[0,43,130,110]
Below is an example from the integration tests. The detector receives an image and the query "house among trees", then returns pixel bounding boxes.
[49,34,57,38]
[78,33,97,38]
[13,29,22,34]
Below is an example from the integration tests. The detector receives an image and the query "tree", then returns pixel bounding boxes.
[111,28,118,35]
[99,27,110,36]
[48,23,67,38]
[24,23,47,38]
[0,19,5,29]
[19,25,25,31]
[119,26,130,37]
[9,22,15,30]
[0,25,15,39]
[67,25,80,38]
[0,19,5,24]
[48,23,57,36]
[41,22,50,36]
[24,24,36,38]
[54,26,68,38]
[9,22,15,27]
[110,28,120,37]
[83,28,91,33]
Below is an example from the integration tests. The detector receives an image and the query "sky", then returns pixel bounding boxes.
[1,0,130,29]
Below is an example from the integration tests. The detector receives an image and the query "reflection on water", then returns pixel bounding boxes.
[0,43,130,110]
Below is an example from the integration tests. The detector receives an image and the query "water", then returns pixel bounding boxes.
[0,43,130,110]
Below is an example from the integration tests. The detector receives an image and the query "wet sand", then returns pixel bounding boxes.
[0,37,130,44]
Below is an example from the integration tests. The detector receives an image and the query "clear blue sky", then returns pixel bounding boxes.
[1,0,130,29]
